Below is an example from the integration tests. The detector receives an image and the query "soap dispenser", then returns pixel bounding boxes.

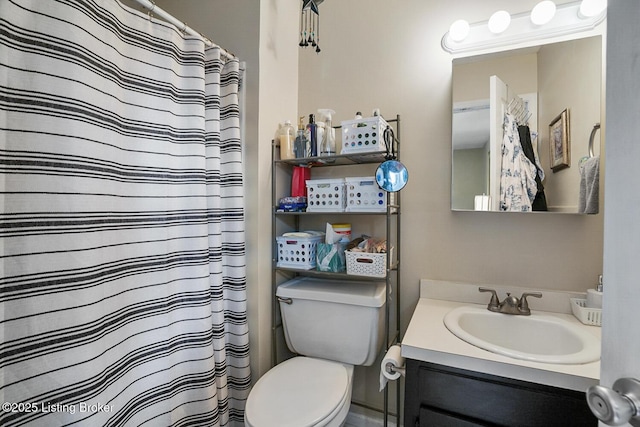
[294,116,308,158]
[586,275,603,309]
[306,114,318,157]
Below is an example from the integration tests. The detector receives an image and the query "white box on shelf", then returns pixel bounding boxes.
[306,178,346,212]
[340,116,389,154]
[344,176,390,212]
[276,233,323,270]
[345,248,393,278]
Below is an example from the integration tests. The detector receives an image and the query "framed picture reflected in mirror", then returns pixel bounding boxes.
[550,108,570,172]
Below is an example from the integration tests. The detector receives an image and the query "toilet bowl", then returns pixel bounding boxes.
[245,277,386,427]
[244,356,354,427]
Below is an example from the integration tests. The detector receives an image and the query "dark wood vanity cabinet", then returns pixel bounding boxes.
[404,359,597,427]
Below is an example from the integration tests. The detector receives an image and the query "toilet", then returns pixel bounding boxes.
[245,277,386,427]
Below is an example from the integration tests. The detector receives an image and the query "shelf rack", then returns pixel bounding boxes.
[270,115,401,426]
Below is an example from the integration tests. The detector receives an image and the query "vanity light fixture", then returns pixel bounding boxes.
[488,10,511,34]
[442,0,606,55]
[449,19,470,42]
[579,0,607,18]
[531,1,557,26]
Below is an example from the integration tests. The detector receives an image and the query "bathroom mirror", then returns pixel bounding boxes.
[451,35,603,213]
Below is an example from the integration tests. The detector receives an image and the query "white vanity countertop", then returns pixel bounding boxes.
[401,281,601,392]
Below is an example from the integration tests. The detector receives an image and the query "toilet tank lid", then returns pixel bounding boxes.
[276,277,386,307]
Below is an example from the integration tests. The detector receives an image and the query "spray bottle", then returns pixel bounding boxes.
[318,109,336,156]
[294,116,308,158]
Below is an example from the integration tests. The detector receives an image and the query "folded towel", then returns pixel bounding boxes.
[579,156,600,214]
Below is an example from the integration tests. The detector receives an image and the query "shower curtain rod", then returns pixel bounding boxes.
[130,0,237,60]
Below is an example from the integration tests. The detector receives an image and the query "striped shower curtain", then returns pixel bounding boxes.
[0,0,250,426]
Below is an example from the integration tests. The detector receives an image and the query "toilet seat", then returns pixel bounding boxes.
[245,356,353,427]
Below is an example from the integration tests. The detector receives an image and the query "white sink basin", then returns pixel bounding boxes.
[443,306,601,364]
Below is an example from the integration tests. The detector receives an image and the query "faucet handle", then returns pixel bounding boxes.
[518,292,543,315]
[479,287,500,311]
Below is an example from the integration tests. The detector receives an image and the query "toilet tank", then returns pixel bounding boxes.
[276,277,386,366]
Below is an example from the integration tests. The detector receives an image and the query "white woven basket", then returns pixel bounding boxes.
[345,247,394,278]
[570,298,602,326]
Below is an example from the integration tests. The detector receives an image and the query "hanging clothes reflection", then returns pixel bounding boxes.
[500,96,547,212]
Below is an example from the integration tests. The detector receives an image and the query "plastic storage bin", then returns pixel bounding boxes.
[276,233,323,270]
[345,250,389,278]
[570,298,602,326]
[340,116,389,154]
[344,176,388,212]
[306,178,346,212]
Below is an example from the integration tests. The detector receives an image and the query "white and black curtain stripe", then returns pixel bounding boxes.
[0,0,250,425]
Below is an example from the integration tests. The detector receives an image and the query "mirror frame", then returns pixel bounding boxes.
[450,30,605,214]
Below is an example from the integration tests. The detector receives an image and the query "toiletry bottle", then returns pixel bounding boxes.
[279,120,295,160]
[587,274,604,308]
[294,116,308,158]
[316,122,325,156]
[318,109,336,156]
[306,114,317,157]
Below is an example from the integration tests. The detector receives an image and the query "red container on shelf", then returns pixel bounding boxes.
[291,166,311,197]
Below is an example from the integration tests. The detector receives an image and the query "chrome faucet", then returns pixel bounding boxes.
[479,287,542,315]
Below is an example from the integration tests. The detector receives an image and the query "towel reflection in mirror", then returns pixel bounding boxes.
[579,156,600,214]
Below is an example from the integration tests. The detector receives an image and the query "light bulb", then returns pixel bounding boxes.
[579,0,607,18]
[531,1,557,26]
[449,19,470,42]
[488,10,511,34]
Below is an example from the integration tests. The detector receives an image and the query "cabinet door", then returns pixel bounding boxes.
[404,360,597,427]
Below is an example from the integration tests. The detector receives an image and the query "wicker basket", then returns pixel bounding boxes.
[570,298,602,326]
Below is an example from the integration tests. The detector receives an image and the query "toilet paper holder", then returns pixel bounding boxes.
[380,345,406,392]
[384,361,405,376]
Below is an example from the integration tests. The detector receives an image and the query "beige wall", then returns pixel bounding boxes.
[453,52,538,103]
[453,147,488,210]
[299,0,603,307]
[298,0,604,409]
[538,36,603,211]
